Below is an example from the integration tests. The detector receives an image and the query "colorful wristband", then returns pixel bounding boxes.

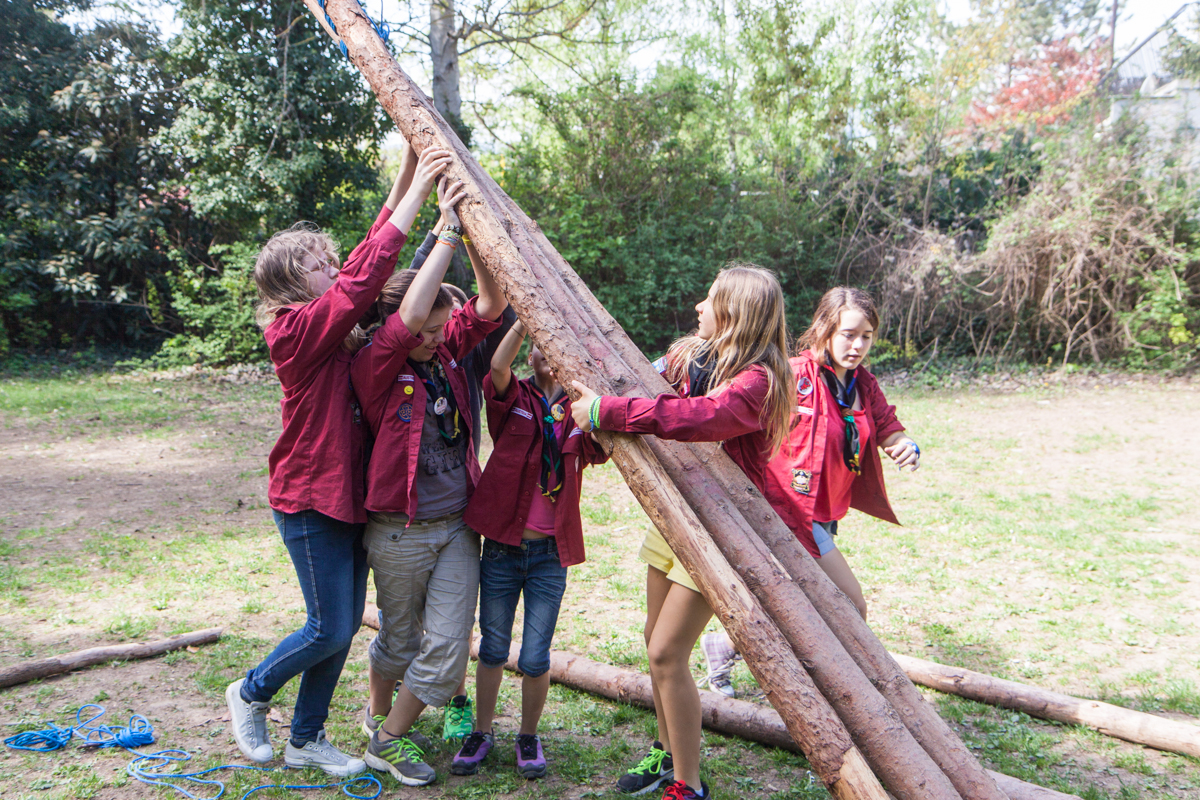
[589,396,602,432]
[437,229,461,250]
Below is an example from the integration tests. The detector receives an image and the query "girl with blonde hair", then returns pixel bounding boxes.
[571,265,793,800]
[225,143,452,777]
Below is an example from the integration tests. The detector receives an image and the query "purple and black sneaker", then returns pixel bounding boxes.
[515,733,547,779]
[450,730,494,775]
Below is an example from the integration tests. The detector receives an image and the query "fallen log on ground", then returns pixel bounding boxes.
[0,628,224,688]
[471,640,1079,800]
[303,2,1003,796]
[892,653,1200,758]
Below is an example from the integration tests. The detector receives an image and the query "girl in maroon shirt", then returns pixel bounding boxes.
[570,265,794,800]
[224,144,451,776]
[766,287,920,619]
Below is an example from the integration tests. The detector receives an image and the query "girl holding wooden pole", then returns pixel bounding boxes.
[571,265,793,800]
[229,143,450,776]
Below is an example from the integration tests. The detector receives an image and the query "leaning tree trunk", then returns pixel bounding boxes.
[298,2,1006,797]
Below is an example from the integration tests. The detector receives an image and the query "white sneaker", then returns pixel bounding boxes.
[698,632,739,698]
[285,730,366,776]
[226,678,273,763]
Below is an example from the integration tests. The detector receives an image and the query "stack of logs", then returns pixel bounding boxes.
[302,2,1010,797]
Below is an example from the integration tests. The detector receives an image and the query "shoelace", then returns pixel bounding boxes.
[387,736,424,762]
[459,731,489,757]
[447,701,468,725]
[662,781,697,800]
[630,748,667,775]
[517,735,539,760]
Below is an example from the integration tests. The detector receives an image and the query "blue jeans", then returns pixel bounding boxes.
[242,510,369,744]
[477,538,567,678]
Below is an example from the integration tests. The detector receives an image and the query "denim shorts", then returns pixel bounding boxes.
[812,520,839,557]
[477,538,567,678]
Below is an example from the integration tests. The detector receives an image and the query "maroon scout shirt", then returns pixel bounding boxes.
[764,351,907,558]
[464,377,608,568]
[350,297,501,518]
[597,364,775,497]
[265,205,406,524]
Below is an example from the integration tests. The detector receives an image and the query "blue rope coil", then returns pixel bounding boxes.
[7,704,383,800]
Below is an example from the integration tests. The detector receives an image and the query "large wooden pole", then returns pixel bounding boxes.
[0,628,224,688]
[893,654,1200,758]
[472,641,1080,800]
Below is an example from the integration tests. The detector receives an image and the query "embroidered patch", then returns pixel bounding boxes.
[797,376,814,397]
[449,358,458,369]
[398,374,415,382]
[791,468,812,495]
[569,428,584,438]
[651,356,668,375]
[512,407,534,421]
[551,403,565,421]
[397,402,413,422]
[795,405,814,416]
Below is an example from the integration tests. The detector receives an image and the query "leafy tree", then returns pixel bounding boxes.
[1,3,183,353]
[161,0,390,246]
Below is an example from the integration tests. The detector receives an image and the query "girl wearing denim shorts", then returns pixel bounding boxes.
[451,319,607,779]
[226,143,448,777]
[349,176,508,787]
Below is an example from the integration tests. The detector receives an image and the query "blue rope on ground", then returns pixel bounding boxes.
[7,703,383,800]
[127,750,383,800]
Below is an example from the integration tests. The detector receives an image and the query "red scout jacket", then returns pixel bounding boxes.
[765,350,906,557]
[266,205,406,524]
[350,297,502,518]
[597,364,774,497]
[465,377,608,568]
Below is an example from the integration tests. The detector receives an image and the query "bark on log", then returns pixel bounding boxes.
[300,3,989,797]
[0,628,224,688]
[892,653,1200,758]
[472,641,1078,800]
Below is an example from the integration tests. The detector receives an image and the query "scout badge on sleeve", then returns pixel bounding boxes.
[550,403,565,422]
[791,468,812,495]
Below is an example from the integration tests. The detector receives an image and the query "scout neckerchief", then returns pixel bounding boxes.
[687,344,717,398]
[820,355,861,475]
[530,383,567,500]
[410,358,463,446]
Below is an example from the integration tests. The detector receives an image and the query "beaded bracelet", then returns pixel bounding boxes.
[437,229,462,250]
[589,396,602,432]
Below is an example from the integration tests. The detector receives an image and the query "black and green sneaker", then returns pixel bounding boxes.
[616,741,674,795]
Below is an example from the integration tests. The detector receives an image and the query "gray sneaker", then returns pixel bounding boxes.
[360,705,432,750]
[364,730,436,786]
[226,678,272,763]
[285,730,366,776]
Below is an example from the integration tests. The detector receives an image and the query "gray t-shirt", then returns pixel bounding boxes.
[413,370,469,519]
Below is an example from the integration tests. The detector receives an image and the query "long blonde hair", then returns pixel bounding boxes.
[253,222,365,352]
[664,264,794,456]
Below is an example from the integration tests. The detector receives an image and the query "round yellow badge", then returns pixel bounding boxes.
[404,385,414,395]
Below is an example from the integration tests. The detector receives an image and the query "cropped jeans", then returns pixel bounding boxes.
[477,537,568,678]
[241,510,369,744]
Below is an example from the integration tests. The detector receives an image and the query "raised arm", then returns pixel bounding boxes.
[388,147,453,238]
[384,140,418,211]
[398,175,467,335]
[489,319,526,399]
[465,235,507,322]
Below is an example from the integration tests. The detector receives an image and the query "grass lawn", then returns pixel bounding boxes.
[0,366,1197,799]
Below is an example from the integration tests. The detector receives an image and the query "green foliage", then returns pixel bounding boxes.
[157,242,268,366]
[1,4,181,353]
[161,0,390,243]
